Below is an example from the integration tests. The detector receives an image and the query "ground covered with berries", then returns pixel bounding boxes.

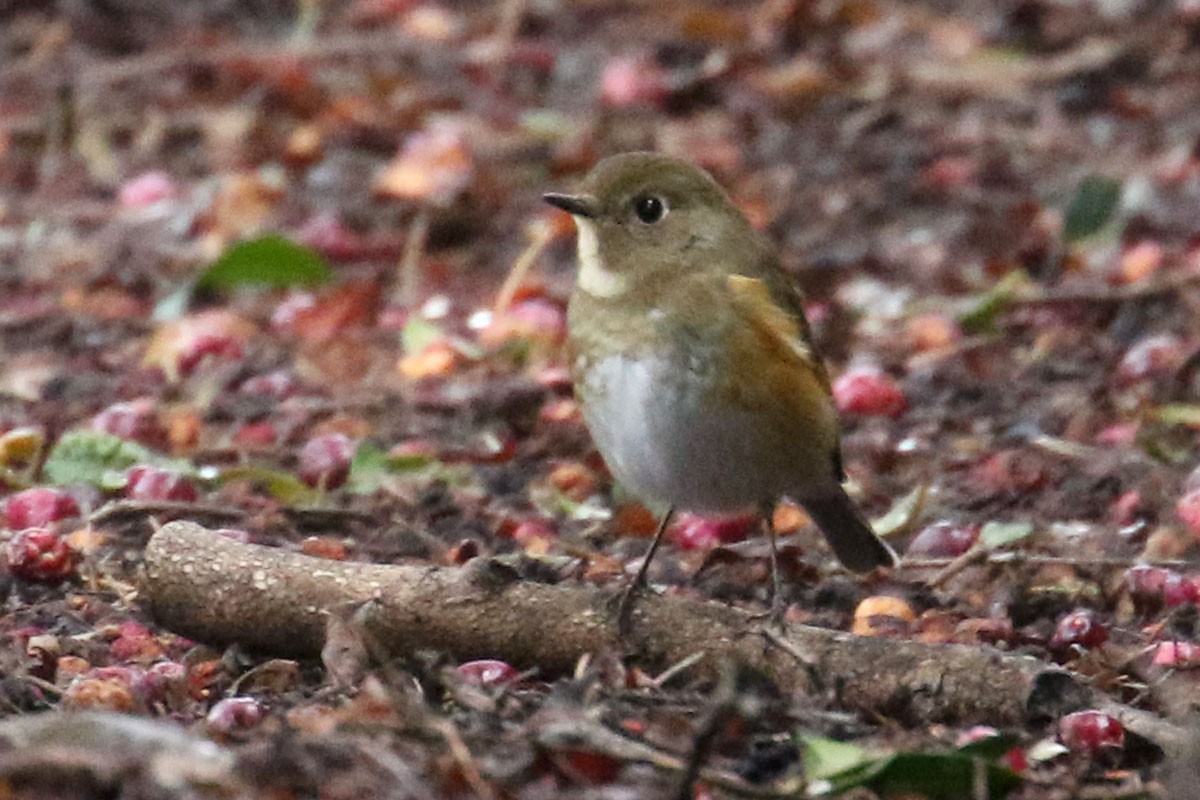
[2,1,1200,798]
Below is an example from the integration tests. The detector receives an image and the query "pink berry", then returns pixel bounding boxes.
[833,368,908,417]
[1109,490,1142,526]
[295,213,366,261]
[1116,334,1186,385]
[456,659,519,688]
[1152,640,1200,667]
[906,522,978,557]
[138,660,188,706]
[297,433,355,489]
[1051,609,1109,652]
[1177,489,1200,539]
[91,399,169,450]
[956,725,1002,747]
[1058,711,1124,755]
[206,696,266,735]
[271,292,317,332]
[118,171,176,208]
[5,487,80,529]
[124,466,199,502]
[1124,565,1195,609]
[599,54,669,108]
[672,514,756,551]
[1094,423,1137,445]
[7,528,77,582]
[239,370,298,399]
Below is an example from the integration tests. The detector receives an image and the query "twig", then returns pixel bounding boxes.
[1010,269,1200,307]
[144,521,1102,732]
[90,500,246,527]
[650,651,707,689]
[494,217,554,315]
[899,551,1194,579]
[925,546,990,588]
[397,208,431,308]
[434,718,497,800]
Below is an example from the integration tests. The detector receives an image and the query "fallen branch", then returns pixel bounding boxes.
[141,521,1189,752]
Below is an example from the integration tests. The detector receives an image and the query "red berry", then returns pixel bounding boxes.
[5,487,80,529]
[906,521,978,557]
[7,528,77,582]
[206,696,266,735]
[1050,609,1109,653]
[1125,565,1195,609]
[456,659,519,688]
[176,332,243,375]
[91,399,169,450]
[297,433,355,489]
[108,621,165,663]
[1177,489,1200,539]
[833,368,908,417]
[671,513,756,551]
[1058,711,1124,755]
[232,420,279,447]
[300,536,347,561]
[124,466,199,502]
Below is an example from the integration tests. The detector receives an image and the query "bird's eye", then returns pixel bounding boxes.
[632,195,667,224]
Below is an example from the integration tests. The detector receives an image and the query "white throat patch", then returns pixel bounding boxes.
[574,218,627,298]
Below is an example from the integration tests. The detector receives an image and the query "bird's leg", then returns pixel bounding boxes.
[616,505,674,633]
[757,501,787,628]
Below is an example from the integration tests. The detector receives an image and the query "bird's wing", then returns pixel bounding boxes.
[725,274,844,482]
[726,274,832,394]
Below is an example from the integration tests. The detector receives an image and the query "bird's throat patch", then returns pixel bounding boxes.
[574,219,627,298]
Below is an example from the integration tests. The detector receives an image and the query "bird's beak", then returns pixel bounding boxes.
[542,193,599,219]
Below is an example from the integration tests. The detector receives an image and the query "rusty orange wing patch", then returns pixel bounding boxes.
[726,274,832,394]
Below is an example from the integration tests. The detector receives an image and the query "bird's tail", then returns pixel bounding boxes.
[801,486,898,572]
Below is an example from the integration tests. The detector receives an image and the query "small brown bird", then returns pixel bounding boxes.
[544,153,897,619]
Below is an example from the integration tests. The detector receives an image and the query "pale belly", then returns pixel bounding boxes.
[576,354,834,513]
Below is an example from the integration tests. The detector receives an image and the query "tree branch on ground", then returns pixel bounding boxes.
[141,522,1190,756]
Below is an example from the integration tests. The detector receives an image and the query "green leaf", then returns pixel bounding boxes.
[1153,404,1200,428]
[347,441,437,494]
[811,750,1021,799]
[401,316,445,356]
[871,483,928,538]
[218,465,319,505]
[956,731,1021,760]
[979,521,1035,549]
[801,735,873,781]
[43,430,193,488]
[1063,175,1122,243]
[197,234,332,292]
[958,270,1029,334]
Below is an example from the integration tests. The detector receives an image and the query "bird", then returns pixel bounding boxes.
[543,152,897,624]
